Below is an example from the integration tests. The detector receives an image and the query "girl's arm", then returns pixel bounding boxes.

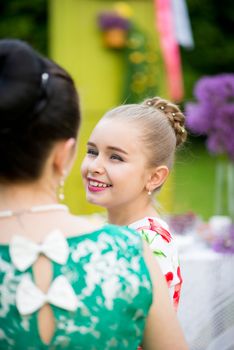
[134,217,182,309]
[142,241,188,350]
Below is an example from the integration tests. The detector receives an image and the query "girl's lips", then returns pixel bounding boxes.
[87,184,108,193]
[87,179,112,193]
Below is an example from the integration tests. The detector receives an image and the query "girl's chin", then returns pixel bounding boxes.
[86,194,107,207]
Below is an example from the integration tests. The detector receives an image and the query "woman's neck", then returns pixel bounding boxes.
[107,200,158,226]
[0,180,57,211]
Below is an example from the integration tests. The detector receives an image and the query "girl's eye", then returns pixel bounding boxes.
[110,154,124,161]
[87,148,98,156]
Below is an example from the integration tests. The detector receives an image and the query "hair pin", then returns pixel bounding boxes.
[41,72,49,88]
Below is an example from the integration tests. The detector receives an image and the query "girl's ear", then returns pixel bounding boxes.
[53,138,77,176]
[147,165,169,192]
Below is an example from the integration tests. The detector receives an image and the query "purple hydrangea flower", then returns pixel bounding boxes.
[185,74,234,161]
[185,102,213,134]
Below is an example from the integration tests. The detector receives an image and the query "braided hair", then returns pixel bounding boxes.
[143,97,187,147]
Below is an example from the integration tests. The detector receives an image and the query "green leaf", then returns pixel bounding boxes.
[153,250,166,258]
[141,229,150,244]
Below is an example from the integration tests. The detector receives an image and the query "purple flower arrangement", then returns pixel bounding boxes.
[97,11,131,31]
[166,212,198,235]
[211,224,234,254]
[185,74,234,161]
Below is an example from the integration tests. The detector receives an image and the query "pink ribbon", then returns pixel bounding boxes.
[154,0,184,101]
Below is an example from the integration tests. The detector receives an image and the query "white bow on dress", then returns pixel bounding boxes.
[16,274,78,315]
[10,229,69,271]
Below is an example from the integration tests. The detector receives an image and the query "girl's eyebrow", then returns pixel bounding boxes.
[87,142,128,155]
[87,141,96,147]
[107,146,128,155]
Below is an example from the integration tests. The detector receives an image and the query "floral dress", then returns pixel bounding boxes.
[129,217,182,310]
[0,224,152,350]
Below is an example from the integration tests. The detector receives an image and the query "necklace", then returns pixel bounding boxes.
[0,204,69,218]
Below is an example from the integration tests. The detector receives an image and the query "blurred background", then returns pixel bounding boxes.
[1,0,233,220]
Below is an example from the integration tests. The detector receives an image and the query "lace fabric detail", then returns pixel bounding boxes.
[0,225,152,349]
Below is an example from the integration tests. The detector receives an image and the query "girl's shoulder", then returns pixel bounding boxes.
[129,216,172,242]
[129,216,169,229]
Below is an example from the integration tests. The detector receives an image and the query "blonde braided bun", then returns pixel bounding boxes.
[143,97,187,147]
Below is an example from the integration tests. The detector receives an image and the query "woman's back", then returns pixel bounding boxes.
[0,220,152,350]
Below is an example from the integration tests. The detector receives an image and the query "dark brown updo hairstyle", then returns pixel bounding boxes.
[0,39,80,183]
[102,96,187,170]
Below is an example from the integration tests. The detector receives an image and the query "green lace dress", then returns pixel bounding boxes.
[0,224,152,350]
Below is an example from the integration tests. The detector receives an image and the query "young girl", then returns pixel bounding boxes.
[81,96,187,309]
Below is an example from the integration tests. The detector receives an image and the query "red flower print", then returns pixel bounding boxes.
[177,266,183,284]
[173,267,183,310]
[165,271,173,287]
[148,218,172,243]
[173,288,180,310]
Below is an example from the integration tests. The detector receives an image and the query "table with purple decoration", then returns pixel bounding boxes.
[177,237,234,350]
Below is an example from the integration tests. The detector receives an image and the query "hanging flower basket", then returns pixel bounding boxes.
[97,11,131,49]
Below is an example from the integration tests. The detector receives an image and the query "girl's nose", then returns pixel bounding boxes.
[88,156,105,174]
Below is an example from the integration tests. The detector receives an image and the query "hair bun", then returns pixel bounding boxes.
[144,96,187,147]
[0,39,43,127]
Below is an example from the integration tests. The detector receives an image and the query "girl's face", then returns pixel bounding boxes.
[81,118,152,211]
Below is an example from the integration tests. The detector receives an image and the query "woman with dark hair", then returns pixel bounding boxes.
[0,39,188,350]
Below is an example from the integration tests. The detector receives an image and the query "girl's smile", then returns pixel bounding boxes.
[87,178,112,192]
